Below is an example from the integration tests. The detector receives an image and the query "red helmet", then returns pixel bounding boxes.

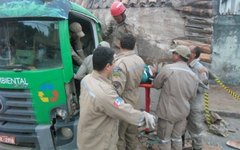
[110,1,126,17]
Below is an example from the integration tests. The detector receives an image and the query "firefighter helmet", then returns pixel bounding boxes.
[110,1,126,17]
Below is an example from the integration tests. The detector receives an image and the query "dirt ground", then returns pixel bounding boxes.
[208,85,240,114]
[136,115,240,150]
[137,84,240,150]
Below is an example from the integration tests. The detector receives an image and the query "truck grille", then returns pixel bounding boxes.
[0,89,36,124]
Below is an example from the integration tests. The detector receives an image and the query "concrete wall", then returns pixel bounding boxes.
[212,15,240,85]
[91,7,185,63]
[89,1,240,85]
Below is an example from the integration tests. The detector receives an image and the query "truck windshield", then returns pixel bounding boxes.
[0,20,61,70]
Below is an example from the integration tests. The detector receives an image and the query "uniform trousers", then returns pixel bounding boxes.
[157,118,187,150]
[117,121,139,150]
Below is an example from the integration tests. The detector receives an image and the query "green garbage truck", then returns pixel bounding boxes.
[0,0,102,149]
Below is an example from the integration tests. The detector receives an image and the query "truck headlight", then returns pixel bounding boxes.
[61,127,73,139]
[56,108,68,120]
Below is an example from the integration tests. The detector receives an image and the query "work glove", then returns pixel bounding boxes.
[143,111,156,130]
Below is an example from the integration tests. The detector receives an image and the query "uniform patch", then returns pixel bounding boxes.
[113,81,121,90]
[112,67,122,77]
[113,97,124,108]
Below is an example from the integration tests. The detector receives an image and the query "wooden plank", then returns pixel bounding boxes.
[173,39,212,54]
[200,53,212,63]
[186,23,211,31]
[185,35,212,44]
[176,6,213,17]
[186,16,213,26]
[190,1,213,9]
[186,26,213,34]
[185,31,212,40]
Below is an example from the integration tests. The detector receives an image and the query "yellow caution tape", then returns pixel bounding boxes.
[214,78,240,101]
[204,71,240,127]
[203,92,212,126]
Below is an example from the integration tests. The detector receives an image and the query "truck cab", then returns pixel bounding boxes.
[0,0,102,149]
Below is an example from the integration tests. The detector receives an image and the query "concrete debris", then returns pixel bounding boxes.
[208,112,230,137]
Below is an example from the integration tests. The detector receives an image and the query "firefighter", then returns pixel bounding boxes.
[111,34,145,150]
[103,1,135,54]
[187,46,209,150]
[153,45,199,150]
[74,41,110,80]
[77,46,156,150]
[69,22,85,66]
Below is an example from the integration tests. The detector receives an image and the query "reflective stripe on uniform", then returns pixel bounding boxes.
[190,132,203,138]
[171,138,182,143]
[159,139,171,144]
